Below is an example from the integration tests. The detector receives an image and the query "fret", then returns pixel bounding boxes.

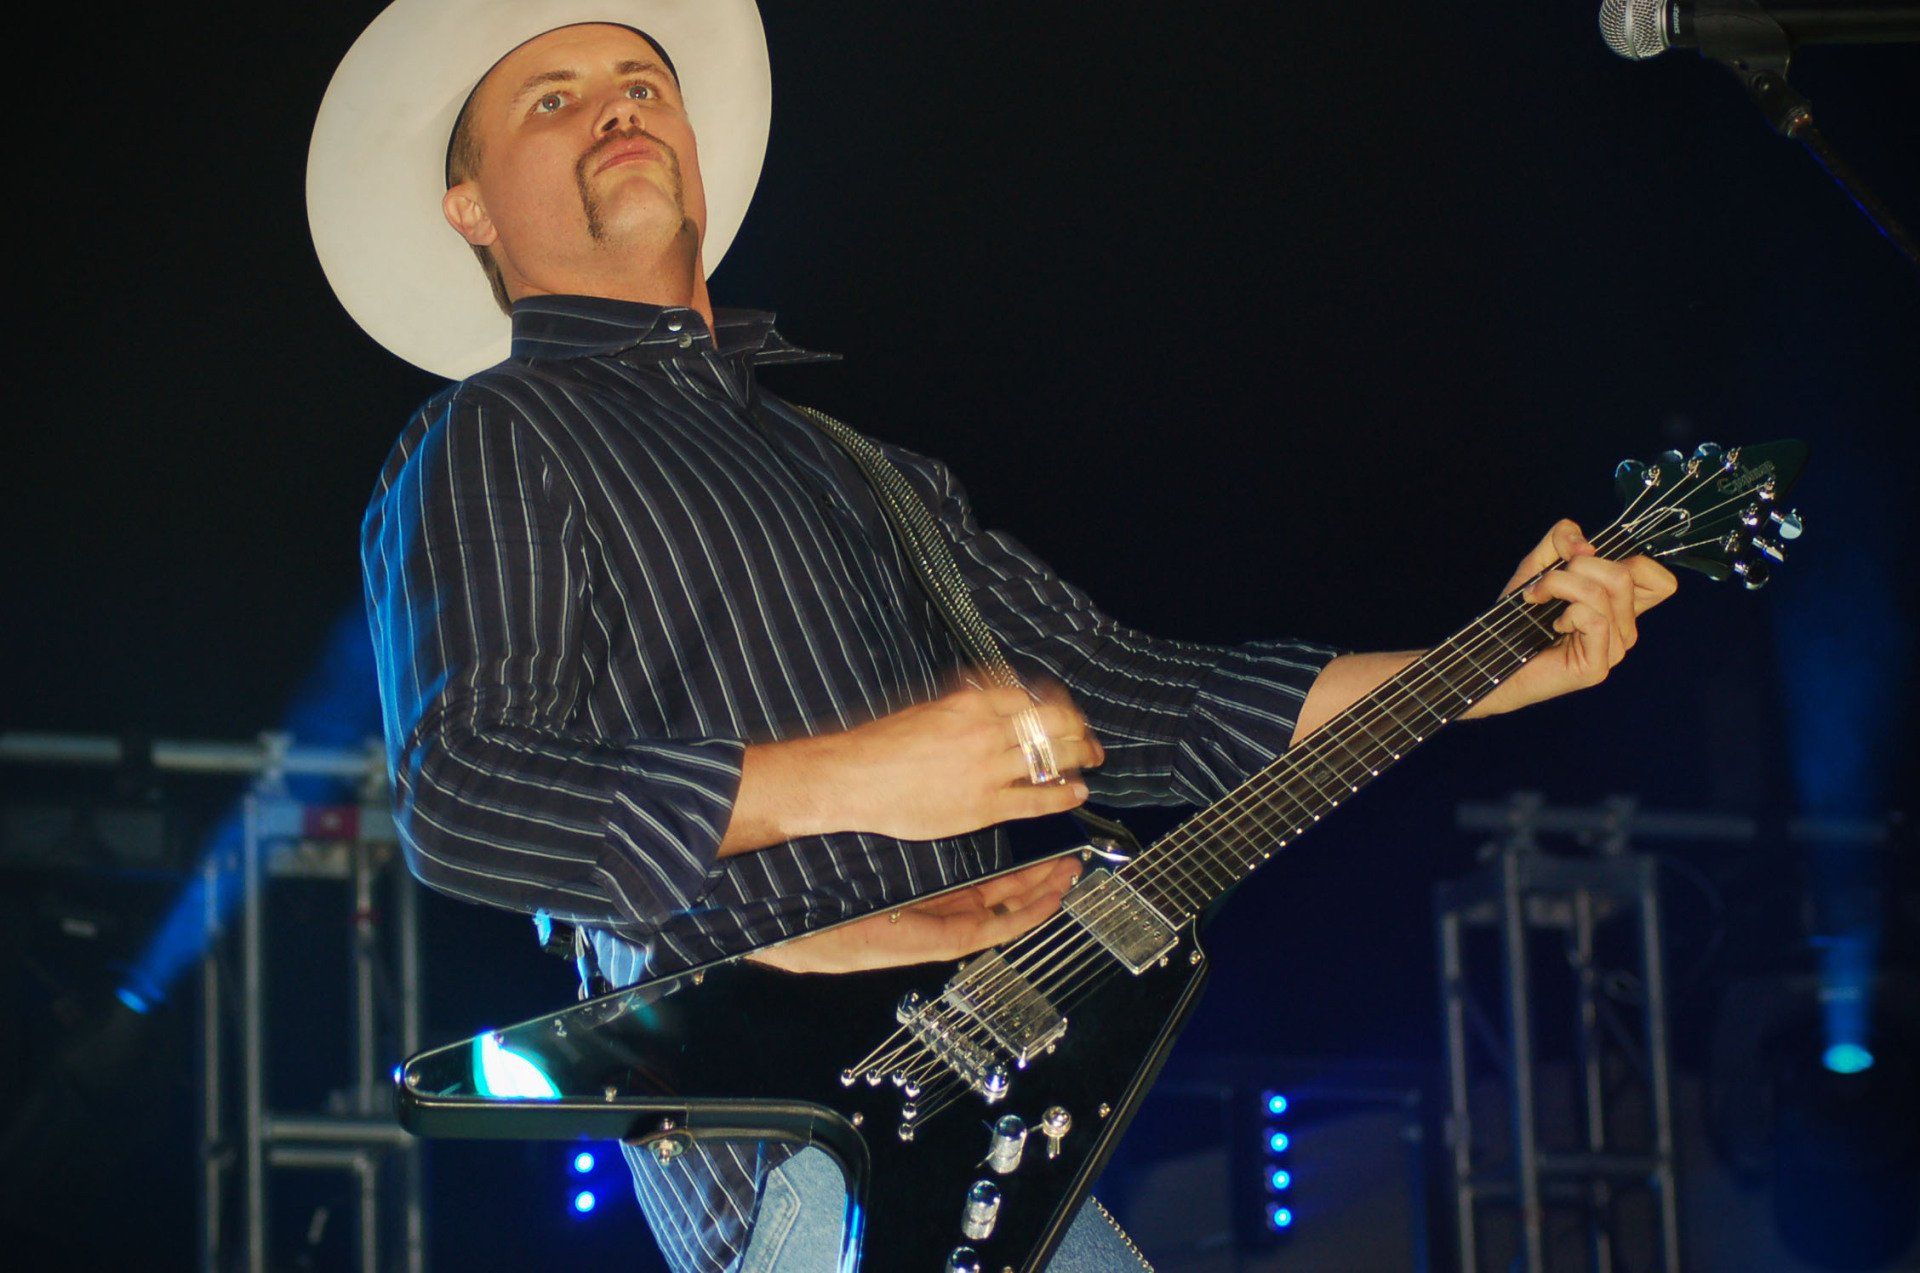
[1102,435,1810,965]
[1122,594,1569,918]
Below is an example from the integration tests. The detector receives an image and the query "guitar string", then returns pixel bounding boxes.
[890,555,1665,1120]
[935,469,1761,1078]
[863,479,1688,1086]
[1106,472,1705,910]
[910,530,1711,1099]
[984,486,1702,1012]
[829,428,1681,1082]
[862,579,1574,1100]
[827,397,1709,987]
[858,461,1756,1106]
[1047,462,1738,929]
[894,479,1673,1039]
[840,415,1682,1027]
[881,577,1579,1089]
[930,499,1771,1129]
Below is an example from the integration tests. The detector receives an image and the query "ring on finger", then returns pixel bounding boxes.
[1013,706,1062,785]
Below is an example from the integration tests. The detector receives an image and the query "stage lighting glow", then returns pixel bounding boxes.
[573,1190,596,1214]
[1267,1131,1290,1153]
[1265,1092,1289,1115]
[1269,1169,1291,1191]
[116,987,150,1015]
[472,1032,560,1100]
[573,1151,596,1174]
[121,606,383,1014]
[1824,1042,1875,1074]
[1266,1205,1293,1230]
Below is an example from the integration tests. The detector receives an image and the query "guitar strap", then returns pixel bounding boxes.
[790,403,1140,854]
[548,402,1139,994]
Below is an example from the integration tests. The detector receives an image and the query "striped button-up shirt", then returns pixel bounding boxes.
[361,294,1340,1271]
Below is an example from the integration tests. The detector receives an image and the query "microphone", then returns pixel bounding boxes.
[1600,0,1920,60]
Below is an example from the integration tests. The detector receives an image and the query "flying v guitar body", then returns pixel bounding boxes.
[398,851,1206,1272]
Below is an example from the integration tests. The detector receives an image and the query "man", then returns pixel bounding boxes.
[315,3,1675,1268]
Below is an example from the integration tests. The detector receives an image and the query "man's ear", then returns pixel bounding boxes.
[442,183,497,247]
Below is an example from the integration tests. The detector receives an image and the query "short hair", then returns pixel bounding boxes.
[443,26,680,319]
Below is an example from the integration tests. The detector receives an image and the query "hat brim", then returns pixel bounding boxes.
[307,0,769,381]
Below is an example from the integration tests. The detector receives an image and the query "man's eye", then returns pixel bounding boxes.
[625,83,655,101]
[534,92,566,114]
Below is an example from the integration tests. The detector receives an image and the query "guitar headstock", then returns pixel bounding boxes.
[1607,440,1809,589]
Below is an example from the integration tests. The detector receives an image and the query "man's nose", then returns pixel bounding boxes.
[594,92,646,135]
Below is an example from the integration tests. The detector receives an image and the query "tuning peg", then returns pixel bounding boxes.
[1613,458,1655,499]
[1734,557,1771,590]
[1771,508,1804,540]
[1692,442,1726,469]
[1657,449,1685,466]
[1751,537,1787,563]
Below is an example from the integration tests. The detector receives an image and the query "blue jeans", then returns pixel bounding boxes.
[738,1145,1152,1272]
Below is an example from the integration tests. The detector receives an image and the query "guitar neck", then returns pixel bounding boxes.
[1120,590,1569,921]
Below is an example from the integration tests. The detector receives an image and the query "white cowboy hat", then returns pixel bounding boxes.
[307,0,770,381]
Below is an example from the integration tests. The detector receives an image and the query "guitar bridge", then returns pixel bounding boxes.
[1061,868,1178,974]
[900,952,1066,1098]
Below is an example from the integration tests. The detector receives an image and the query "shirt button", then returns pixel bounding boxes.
[665,316,684,333]
[677,334,694,349]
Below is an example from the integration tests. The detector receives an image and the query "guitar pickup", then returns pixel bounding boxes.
[1061,868,1178,974]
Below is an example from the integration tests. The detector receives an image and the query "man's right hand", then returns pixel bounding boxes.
[719,683,1104,855]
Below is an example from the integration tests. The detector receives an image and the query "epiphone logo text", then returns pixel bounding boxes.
[1717,460,1776,496]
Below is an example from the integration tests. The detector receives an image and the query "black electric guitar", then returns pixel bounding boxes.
[396,440,1807,1272]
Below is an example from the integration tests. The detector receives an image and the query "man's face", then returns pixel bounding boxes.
[445,23,707,293]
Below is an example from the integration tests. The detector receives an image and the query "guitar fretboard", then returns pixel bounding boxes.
[1120,592,1569,920]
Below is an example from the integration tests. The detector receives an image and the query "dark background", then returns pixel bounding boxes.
[3,1,1916,1269]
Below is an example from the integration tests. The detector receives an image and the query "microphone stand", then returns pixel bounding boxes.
[1696,0,1920,273]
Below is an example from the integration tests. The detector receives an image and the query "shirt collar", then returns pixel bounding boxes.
[508,294,839,367]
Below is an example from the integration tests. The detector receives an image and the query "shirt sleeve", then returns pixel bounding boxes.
[885,444,1344,808]
[361,389,743,930]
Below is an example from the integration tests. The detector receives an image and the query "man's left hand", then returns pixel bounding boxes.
[742,856,1082,975]
[1467,518,1678,718]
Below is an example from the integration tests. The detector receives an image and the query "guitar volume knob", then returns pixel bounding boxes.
[987,1114,1028,1174]
[961,1180,1002,1241]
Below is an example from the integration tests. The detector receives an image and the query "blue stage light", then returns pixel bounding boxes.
[116,987,150,1015]
[1266,1205,1293,1230]
[1269,1169,1291,1191]
[1267,1131,1290,1153]
[573,1190,597,1214]
[1265,1092,1289,1115]
[573,1151,596,1174]
[1823,1042,1875,1074]
[119,605,384,1014]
